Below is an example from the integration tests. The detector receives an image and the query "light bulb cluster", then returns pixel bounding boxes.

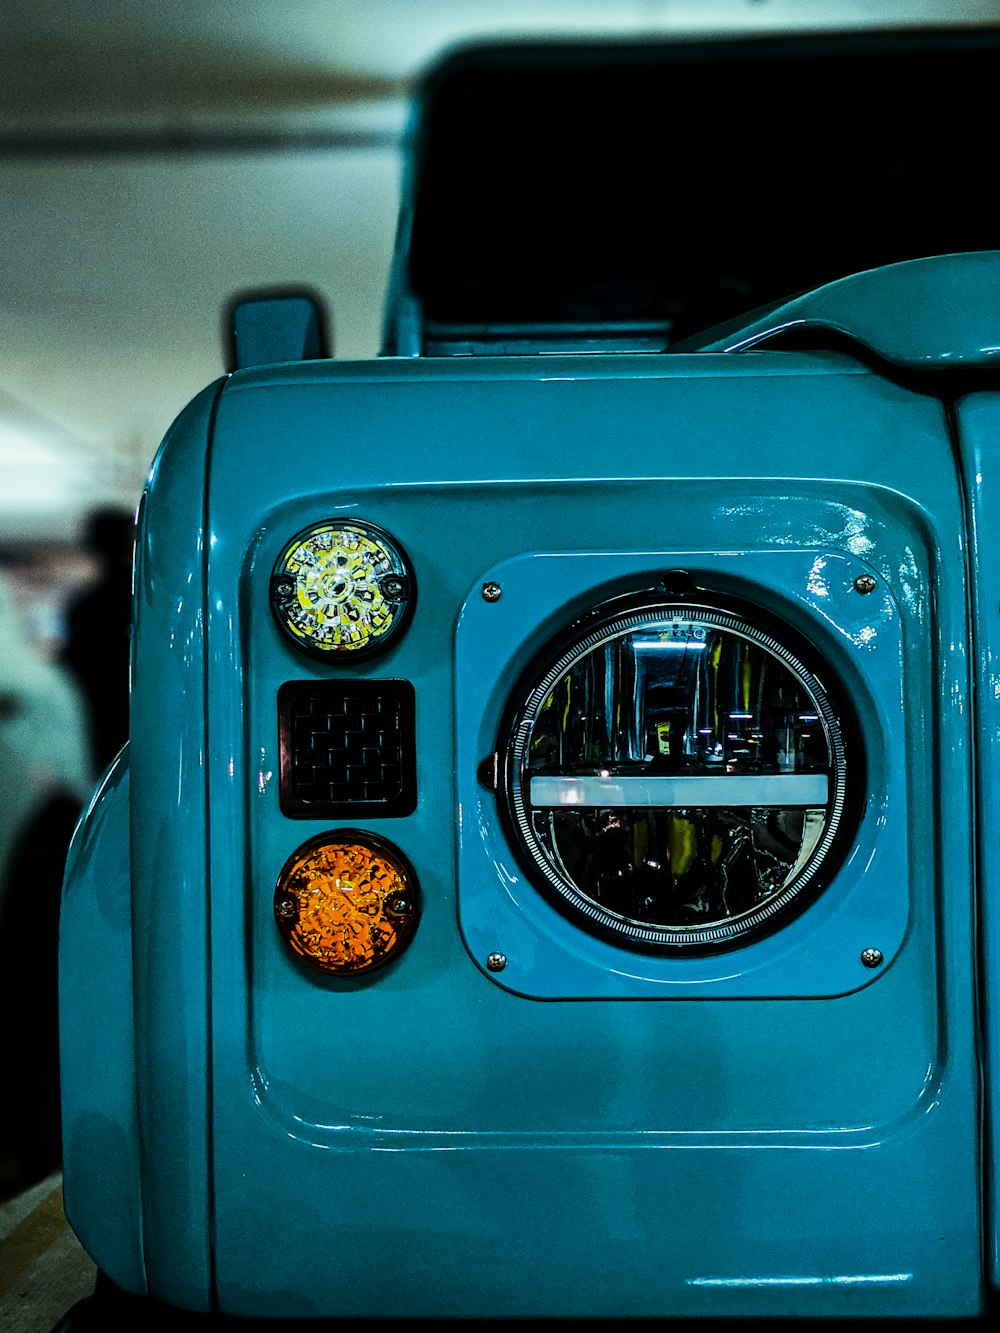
[270,520,412,658]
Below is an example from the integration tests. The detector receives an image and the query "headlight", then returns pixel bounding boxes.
[497,595,858,953]
[270,519,413,658]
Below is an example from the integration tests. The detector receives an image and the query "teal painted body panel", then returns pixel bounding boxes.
[952,391,1000,1293]
[688,250,1000,367]
[61,259,1000,1318]
[457,543,910,1000]
[60,378,225,1311]
[58,747,145,1296]
[197,351,977,1317]
[128,380,225,1312]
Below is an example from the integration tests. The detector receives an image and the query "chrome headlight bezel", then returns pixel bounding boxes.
[497,591,862,955]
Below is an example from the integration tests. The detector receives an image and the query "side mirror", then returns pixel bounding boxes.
[223,288,332,372]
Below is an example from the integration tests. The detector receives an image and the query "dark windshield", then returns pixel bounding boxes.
[408,31,1000,344]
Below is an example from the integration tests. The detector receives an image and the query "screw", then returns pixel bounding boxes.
[861,948,883,969]
[482,582,502,603]
[486,951,507,972]
[384,895,410,917]
[378,574,407,601]
[276,898,297,921]
[854,574,877,595]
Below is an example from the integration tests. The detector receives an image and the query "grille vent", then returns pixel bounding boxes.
[278,680,416,818]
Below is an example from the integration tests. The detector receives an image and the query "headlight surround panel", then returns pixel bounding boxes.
[455,548,910,1000]
[498,595,861,955]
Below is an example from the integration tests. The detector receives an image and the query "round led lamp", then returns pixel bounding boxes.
[498,596,859,954]
[274,831,419,976]
[270,519,413,658]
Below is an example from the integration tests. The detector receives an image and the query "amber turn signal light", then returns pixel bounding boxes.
[274,832,419,976]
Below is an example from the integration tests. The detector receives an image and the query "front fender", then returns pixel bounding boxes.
[59,745,145,1295]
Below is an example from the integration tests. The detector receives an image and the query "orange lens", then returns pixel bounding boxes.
[274,832,418,976]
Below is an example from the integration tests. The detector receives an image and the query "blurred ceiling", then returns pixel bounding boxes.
[3,0,1000,539]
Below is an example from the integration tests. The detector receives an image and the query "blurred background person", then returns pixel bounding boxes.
[60,506,135,781]
[0,571,90,1194]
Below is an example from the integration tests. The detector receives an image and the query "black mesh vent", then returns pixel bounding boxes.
[278,680,416,818]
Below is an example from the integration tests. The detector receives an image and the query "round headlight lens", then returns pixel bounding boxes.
[499,597,857,953]
[270,520,413,658]
[274,832,419,976]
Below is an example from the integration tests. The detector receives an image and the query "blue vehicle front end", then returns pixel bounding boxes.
[57,31,1000,1322]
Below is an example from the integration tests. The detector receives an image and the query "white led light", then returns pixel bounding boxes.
[530,773,829,808]
[271,520,413,658]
